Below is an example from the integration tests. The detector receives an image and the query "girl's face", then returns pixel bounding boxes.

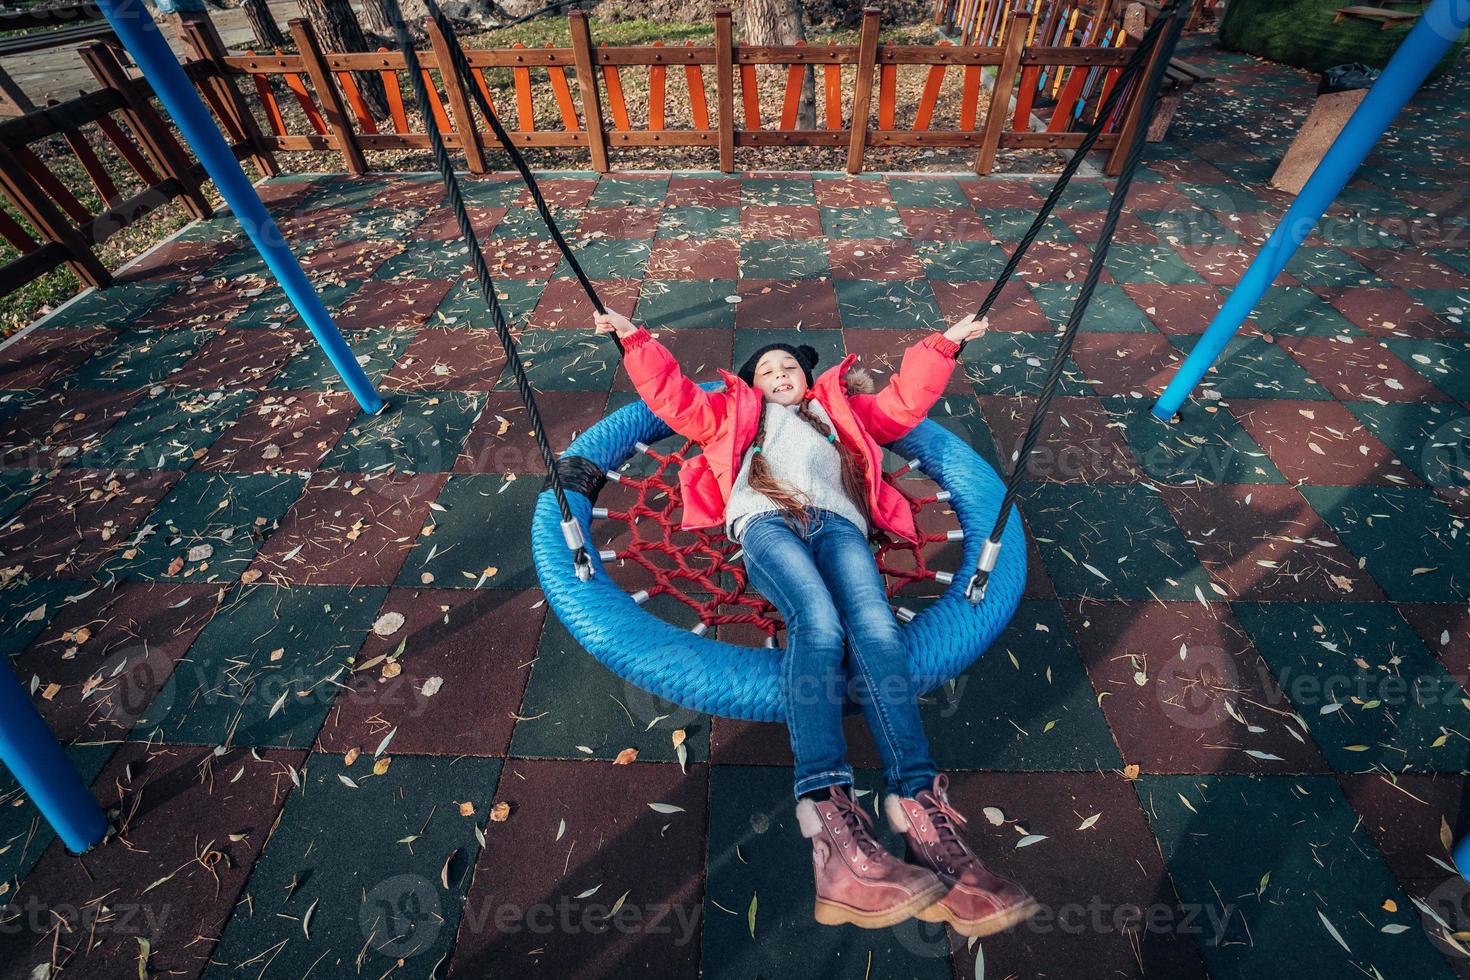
[752,351,808,406]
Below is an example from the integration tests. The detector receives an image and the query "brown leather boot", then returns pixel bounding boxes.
[885,774,1039,937]
[796,784,948,929]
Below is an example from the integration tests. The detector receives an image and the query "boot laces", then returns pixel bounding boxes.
[831,787,884,859]
[920,774,977,871]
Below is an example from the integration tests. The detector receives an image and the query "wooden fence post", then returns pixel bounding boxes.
[175,10,279,177]
[1105,7,1171,176]
[77,43,214,219]
[975,6,1029,175]
[289,17,367,174]
[846,7,882,175]
[426,16,486,174]
[568,10,609,173]
[714,8,734,173]
[0,142,111,289]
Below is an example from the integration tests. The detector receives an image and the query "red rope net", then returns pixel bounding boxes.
[593,439,956,643]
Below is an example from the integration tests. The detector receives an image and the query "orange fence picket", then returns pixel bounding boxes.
[684,41,710,130]
[276,49,328,135]
[377,48,408,134]
[823,63,841,129]
[739,63,760,129]
[912,40,951,132]
[877,62,896,129]
[335,71,378,134]
[960,63,981,131]
[648,39,666,130]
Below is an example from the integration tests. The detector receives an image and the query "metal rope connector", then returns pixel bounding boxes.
[965,537,1003,604]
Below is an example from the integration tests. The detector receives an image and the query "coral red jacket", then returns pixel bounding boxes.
[620,327,961,545]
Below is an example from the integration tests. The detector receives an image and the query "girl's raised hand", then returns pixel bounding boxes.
[943,313,990,345]
[594,310,639,339]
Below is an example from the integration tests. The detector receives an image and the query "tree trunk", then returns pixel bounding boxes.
[742,0,816,129]
[240,0,287,49]
[361,0,511,42]
[296,0,390,118]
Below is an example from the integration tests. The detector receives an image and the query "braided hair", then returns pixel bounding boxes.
[746,398,870,536]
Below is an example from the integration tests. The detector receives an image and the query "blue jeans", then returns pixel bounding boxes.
[740,508,939,801]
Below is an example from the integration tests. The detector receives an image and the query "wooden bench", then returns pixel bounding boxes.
[1333,6,1420,29]
[1147,56,1214,141]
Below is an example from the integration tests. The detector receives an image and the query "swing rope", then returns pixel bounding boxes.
[964,0,1189,603]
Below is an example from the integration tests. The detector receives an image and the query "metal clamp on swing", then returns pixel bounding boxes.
[562,518,595,581]
[964,537,1003,604]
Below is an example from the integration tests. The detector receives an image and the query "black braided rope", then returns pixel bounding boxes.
[967,0,1188,603]
[385,0,594,580]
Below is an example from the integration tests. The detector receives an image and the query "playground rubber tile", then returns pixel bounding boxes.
[739,204,824,239]
[514,177,597,209]
[376,175,448,209]
[482,237,566,279]
[657,205,742,239]
[528,277,641,329]
[1170,243,1263,287]
[1169,335,1328,399]
[1117,283,1220,337]
[841,329,971,395]
[297,236,402,281]
[0,387,142,470]
[456,390,609,474]
[448,758,704,980]
[164,326,303,390]
[1137,208,1243,247]
[1408,287,1470,331]
[612,328,733,391]
[65,327,216,389]
[1228,398,1417,486]
[1346,247,1470,290]
[1338,773,1470,880]
[410,206,507,243]
[1234,600,1470,772]
[898,207,992,241]
[701,763,952,980]
[1068,332,1182,398]
[833,279,943,330]
[742,176,816,206]
[1007,240,1099,284]
[1137,774,1452,980]
[819,206,907,240]
[1313,286,1464,339]
[739,239,830,279]
[496,331,620,391]
[459,174,525,206]
[556,238,651,279]
[13,580,218,742]
[157,582,386,746]
[959,179,1043,210]
[574,204,662,238]
[1252,286,1367,337]
[1160,484,1383,602]
[319,390,483,472]
[1381,338,1470,402]
[1055,209,1161,245]
[1345,401,1470,487]
[0,468,178,578]
[735,278,842,330]
[1398,602,1470,692]
[34,279,180,330]
[666,176,741,206]
[435,277,544,327]
[1299,485,1469,603]
[929,279,1049,332]
[0,744,301,980]
[509,598,710,764]
[886,176,969,208]
[0,326,112,389]
[587,175,671,207]
[1177,182,1270,215]
[493,206,580,240]
[382,328,509,392]
[1030,282,1154,333]
[828,239,924,280]
[396,473,540,591]
[710,713,881,770]
[301,175,393,210]
[1100,242,1205,285]
[0,578,75,658]
[962,331,1093,398]
[647,236,739,279]
[205,753,501,978]
[1063,600,1326,775]
[0,468,43,523]
[0,742,112,891]
[116,237,239,284]
[249,470,443,586]
[1282,246,1386,288]
[99,469,305,584]
[333,278,454,331]
[912,239,1011,281]
[196,390,360,473]
[636,279,739,330]
[814,176,894,206]
[1110,396,1284,485]
[978,395,1142,484]
[315,587,544,758]
[1277,335,1451,403]
[1111,178,1191,212]
[266,327,412,391]
[985,207,1080,242]
[133,279,254,331]
[1017,482,1214,601]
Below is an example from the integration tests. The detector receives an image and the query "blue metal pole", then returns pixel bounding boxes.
[1152,0,1470,421]
[95,0,384,415]
[0,666,107,853]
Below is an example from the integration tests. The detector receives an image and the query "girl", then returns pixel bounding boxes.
[594,309,1037,936]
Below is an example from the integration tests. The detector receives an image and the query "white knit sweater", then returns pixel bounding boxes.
[726,400,868,542]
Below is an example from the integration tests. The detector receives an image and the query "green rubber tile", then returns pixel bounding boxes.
[81,387,253,470]
[1108,396,1285,485]
[1284,246,1387,288]
[98,470,306,584]
[587,175,670,206]
[984,207,1079,243]
[299,176,392,209]
[1134,208,1243,245]
[1408,288,1470,330]
[833,279,943,330]
[320,391,483,472]
[739,239,830,279]
[742,176,817,205]
[978,394,1141,484]
[657,205,742,239]
[509,597,711,764]
[1102,243,1206,285]
[396,473,540,590]
[732,329,846,377]
[924,599,1121,772]
[1018,483,1214,600]
[34,280,180,330]
[1176,182,1269,213]
[204,753,502,978]
[155,583,386,747]
[885,176,969,208]
[267,327,413,391]
[551,238,649,279]
[1030,282,1155,333]
[493,205,578,239]
[636,280,739,330]
[229,280,359,329]
[701,763,954,980]
[1049,180,1116,211]
[912,240,1009,280]
[1299,485,1468,602]
[819,206,908,239]
[1168,335,1329,400]
[63,327,215,388]
[1138,774,1455,979]
[1252,286,1365,337]
[0,743,113,891]
[1380,338,1470,402]
[370,241,474,280]
[460,175,526,206]
[434,278,544,328]
[1232,601,1470,772]
[1345,401,1470,488]
[962,331,1093,398]
[0,468,45,522]
[0,578,73,657]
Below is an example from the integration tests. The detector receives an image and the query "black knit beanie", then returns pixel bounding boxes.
[737,343,819,388]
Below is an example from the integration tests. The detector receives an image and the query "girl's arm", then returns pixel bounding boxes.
[596,310,729,444]
[850,314,988,443]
